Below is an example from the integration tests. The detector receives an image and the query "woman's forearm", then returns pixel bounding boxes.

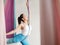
[6,30,16,35]
[6,25,20,36]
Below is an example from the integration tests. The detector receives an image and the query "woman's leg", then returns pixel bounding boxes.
[7,38,14,44]
[7,34,25,44]
[20,38,30,45]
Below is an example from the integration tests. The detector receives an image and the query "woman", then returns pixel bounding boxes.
[6,14,31,45]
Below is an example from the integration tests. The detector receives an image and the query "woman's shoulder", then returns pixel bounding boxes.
[18,23,24,27]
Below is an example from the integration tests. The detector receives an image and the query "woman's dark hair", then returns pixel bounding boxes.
[18,14,24,24]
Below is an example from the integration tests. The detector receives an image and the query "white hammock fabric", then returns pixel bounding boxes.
[0,0,6,45]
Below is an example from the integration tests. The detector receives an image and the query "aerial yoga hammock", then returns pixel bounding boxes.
[6,0,31,45]
[0,0,6,45]
[5,0,14,38]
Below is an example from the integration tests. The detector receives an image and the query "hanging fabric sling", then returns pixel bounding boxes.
[5,0,14,38]
[0,0,6,45]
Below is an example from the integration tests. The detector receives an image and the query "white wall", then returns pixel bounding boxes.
[29,0,40,45]
[0,0,6,45]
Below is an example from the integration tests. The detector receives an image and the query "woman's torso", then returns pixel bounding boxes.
[16,23,31,36]
[21,24,30,36]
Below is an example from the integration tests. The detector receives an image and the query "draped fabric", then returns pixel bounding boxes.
[41,0,55,45]
[5,0,14,38]
[0,0,6,45]
[41,0,60,45]
[53,0,60,45]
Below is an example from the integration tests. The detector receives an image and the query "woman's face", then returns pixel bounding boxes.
[23,14,28,21]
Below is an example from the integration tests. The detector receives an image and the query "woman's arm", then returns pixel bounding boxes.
[6,25,21,35]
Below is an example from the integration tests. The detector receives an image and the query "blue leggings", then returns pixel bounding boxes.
[7,34,29,45]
